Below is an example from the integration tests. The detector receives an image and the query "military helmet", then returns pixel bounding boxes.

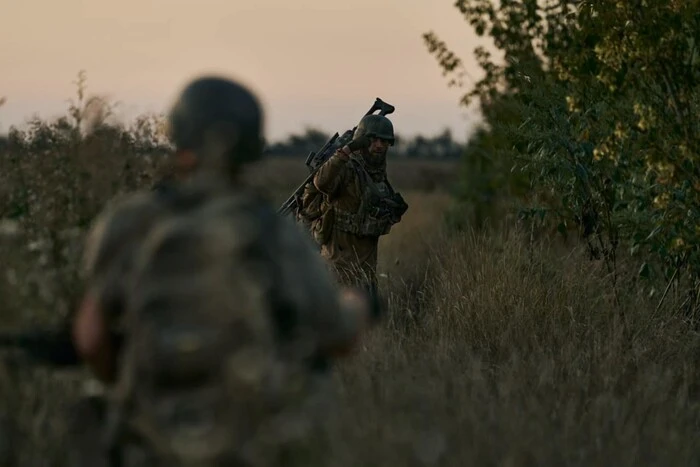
[167,76,264,170]
[353,114,394,145]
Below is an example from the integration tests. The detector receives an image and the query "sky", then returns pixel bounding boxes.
[0,0,494,143]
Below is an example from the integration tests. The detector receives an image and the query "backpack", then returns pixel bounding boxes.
[103,193,325,466]
[296,183,334,247]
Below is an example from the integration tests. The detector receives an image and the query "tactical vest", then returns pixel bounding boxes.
[332,155,396,237]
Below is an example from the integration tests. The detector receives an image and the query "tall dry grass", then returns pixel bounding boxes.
[323,198,700,466]
[0,121,699,466]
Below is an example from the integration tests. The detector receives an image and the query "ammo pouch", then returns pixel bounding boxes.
[312,201,335,246]
[298,183,334,246]
[330,159,405,237]
[379,193,408,222]
[333,207,392,237]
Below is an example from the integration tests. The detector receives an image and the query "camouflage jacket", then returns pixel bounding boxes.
[312,149,408,239]
[82,180,358,370]
[80,179,366,464]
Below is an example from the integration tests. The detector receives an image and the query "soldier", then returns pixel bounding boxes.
[70,75,379,466]
[311,114,408,298]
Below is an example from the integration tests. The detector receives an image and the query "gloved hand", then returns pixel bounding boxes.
[316,286,382,360]
[391,192,407,207]
[384,193,408,219]
[346,135,370,152]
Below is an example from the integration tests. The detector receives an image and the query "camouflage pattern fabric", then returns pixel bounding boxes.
[311,148,407,293]
[297,182,325,247]
[80,179,360,466]
[331,155,394,237]
[81,191,175,342]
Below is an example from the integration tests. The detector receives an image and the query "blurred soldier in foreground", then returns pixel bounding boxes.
[70,75,379,466]
[311,114,408,298]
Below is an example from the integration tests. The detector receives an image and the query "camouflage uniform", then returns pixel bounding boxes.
[311,115,408,295]
[81,184,361,466]
[67,189,173,467]
[71,77,374,466]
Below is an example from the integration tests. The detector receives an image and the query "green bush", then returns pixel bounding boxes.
[425,0,700,306]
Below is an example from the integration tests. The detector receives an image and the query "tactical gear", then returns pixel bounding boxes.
[298,183,330,246]
[311,141,408,304]
[167,76,264,172]
[353,114,395,145]
[278,97,395,218]
[315,152,405,240]
[331,159,397,236]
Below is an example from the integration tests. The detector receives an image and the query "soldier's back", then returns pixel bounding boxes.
[102,184,349,466]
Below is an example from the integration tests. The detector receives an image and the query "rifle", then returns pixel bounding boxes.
[277,97,395,217]
[0,328,80,367]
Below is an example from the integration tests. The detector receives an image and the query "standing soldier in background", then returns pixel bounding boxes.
[70,75,379,466]
[311,114,408,299]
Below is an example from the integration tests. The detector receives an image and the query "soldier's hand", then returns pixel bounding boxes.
[319,287,375,358]
[383,193,408,220]
[347,135,370,152]
[392,193,408,216]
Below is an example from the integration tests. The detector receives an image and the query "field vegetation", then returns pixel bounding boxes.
[2,1,700,463]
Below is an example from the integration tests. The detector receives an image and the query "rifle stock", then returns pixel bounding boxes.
[277,132,348,217]
[277,97,395,218]
[0,329,80,367]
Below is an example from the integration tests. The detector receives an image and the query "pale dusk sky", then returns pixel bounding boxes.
[0,0,492,142]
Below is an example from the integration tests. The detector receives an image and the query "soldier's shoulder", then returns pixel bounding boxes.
[187,190,318,255]
[344,153,366,173]
[193,190,274,223]
[154,191,276,251]
[82,191,167,278]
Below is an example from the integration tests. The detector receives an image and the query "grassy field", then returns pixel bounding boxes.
[1,151,700,465]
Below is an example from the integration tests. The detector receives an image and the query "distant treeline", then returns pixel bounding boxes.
[0,83,463,161]
[263,127,463,160]
[0,121,464,161]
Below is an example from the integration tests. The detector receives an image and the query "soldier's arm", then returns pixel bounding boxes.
[312,148,351,196]
[73,209,121,384]
[274,217,374,357]
[323,287,377,357]
[72,288,117,383]
[74,193,164,384]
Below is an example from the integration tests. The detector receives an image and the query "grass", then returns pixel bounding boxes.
[1,132,700,465]
[327,218,700,466]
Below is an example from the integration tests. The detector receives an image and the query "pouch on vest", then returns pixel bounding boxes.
[298,183,334,246]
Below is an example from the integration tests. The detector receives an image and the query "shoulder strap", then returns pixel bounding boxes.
[348,154,385,198]
[383,177,397,195]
